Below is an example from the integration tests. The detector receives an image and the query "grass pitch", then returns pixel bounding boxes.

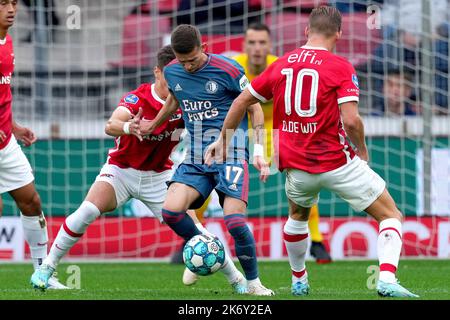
[0,260,449,300]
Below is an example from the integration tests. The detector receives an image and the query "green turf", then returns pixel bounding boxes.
[0,260,449,300]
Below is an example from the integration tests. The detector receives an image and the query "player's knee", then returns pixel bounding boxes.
[222,203,246,215]
[163,203,185,214]
[288,201,310,221]
[17,192,42,216]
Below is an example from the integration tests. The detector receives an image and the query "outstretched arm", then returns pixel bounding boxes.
[223,89,260,143]
[339,101,369,161]
[140,92,180,135]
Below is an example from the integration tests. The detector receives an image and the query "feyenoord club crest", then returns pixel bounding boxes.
[205,80,219,94]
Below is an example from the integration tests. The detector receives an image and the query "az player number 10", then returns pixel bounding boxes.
[281,68,319,118]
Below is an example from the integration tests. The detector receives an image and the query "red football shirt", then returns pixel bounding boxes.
[107,83,184,172]
[248,45,360,173]
[0,34,14,150]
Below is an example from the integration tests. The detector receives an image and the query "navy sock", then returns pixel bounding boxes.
[162,209,201,241]
[224,213,258,280]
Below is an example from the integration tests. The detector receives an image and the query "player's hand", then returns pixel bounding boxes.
[253,156,270,183]
[204,138,226,166]
[0,130,6,144]
[129,107,143,141]
[139,109,158,136]
[13,126,37,147]
[139,119,154,136]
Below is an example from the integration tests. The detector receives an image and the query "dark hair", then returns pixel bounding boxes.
[171,24,202,54]
[308,6,342,38]
[157,45,176,69]
[387,68,415,83]
[246,22,271,36]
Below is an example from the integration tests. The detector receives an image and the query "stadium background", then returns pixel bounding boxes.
[1,0,449,262]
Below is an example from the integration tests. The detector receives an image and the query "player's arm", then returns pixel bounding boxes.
[105,107,143,141]
[247,102,269,182]
[339,101,369,161]
[224,89,260,144]
[12,119,37,147]
[247,102,265,147]
[140,92,179,135]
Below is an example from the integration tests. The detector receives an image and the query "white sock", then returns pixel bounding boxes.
[283,217,309,284]
[195,223,241,284]
[377,218,402,283]
[21,213,48,270]
[247,278,261,287]
[44,201,100,268]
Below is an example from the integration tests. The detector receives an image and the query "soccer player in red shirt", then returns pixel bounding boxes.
[0,0,67,289]
[31,45,245,291]
[206,6,418,298]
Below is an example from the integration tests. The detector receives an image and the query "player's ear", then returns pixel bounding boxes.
[153,66,161,80]
[305,26,310,38]
[201,43,207,53]
[336,30,342,40]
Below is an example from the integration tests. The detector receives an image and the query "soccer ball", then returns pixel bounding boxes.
[183,234,226,276]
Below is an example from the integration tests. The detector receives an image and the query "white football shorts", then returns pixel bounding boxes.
[0,136,35,194]
[95,163,172,222]
[285,156,386,212]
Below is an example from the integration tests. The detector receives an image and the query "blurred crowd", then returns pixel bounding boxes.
[19,0,450,116]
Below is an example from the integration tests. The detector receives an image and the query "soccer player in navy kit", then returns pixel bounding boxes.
[144,25,274,296]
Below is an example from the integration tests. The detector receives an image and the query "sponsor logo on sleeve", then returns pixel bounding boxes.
[352,74,359,89]
[124,94,139,104]
[239,75,249,91]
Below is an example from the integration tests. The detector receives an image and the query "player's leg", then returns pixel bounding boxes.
[157,165,247,293]
[136,169,204,286]
[221,196,273,296]
[9,182,48,271]
[215,161,273,296]
[284,199,311,296]
[160,164,214,241]
[1,136,66,289]
[160,183,203,241]
[364,189,418,297]
[170,197,211,264]
[284,168,321,296]
[10,182,67,289]
[142,166,246,290]
[323,157,418,297]
[44,181,117,268]
[308,205,332,263]
[181,209,246,292]
[1,136,48,272]
[145,191,243,289]
[31,164,127,290]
